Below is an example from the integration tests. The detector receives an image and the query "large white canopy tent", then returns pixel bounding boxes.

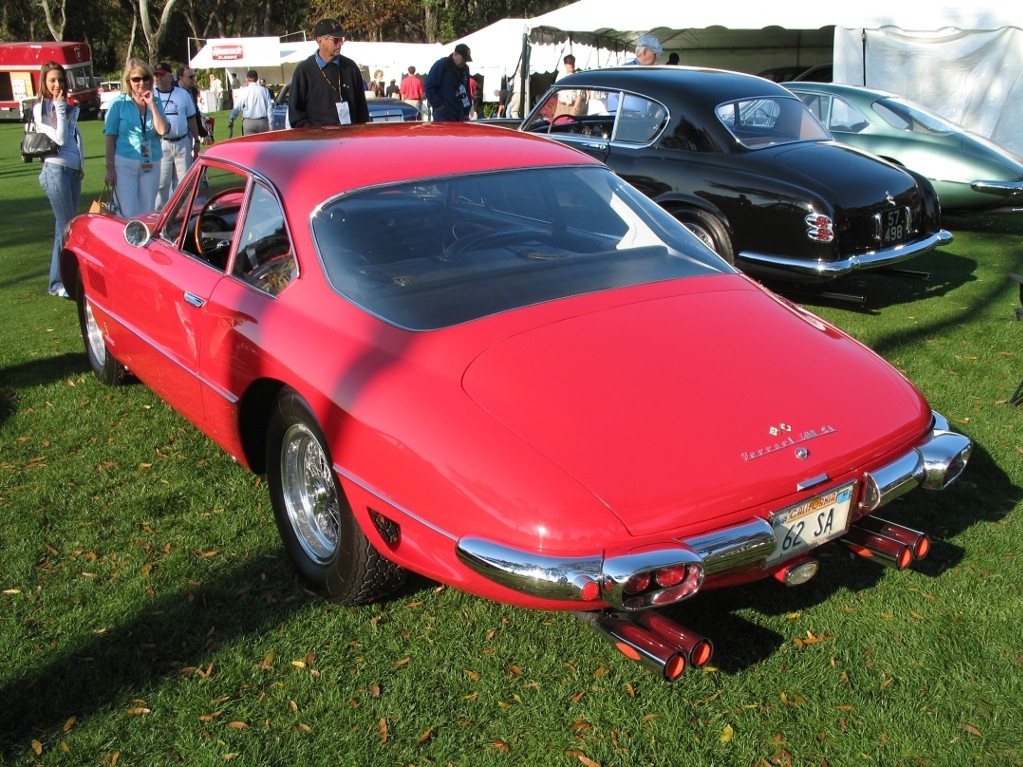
[188,36,442,106]
[525,0,1023,155]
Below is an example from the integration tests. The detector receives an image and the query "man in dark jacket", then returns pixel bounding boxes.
[424,44,473,122]
[288,18,369,127]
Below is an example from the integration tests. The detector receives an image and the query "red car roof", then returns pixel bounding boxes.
[203,123,602,195]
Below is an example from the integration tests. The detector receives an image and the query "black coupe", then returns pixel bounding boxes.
[521,67,952,283]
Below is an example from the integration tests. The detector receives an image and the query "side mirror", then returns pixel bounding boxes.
[124,220,152,247]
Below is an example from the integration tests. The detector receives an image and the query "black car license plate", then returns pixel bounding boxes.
[880,207,908,245]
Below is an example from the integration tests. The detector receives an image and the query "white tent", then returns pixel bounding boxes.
[834,4,1023,157]
[449,18,620,104]
[525,0,1023,155]
[189,36,442,99]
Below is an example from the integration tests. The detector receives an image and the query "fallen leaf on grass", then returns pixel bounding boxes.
[464,669,480,681]
[417,727,435,744]
[126,707,151,715]
[963,724,983,738]
[31,740,42,755]
[720,724,735,743]
[566,750,601,767]
[379,718,388,743]
[793,630,832,648]
[395,657,411,668]
[63,716,77,732]
[490,740,511,751]
[226,721,248,729]
[780,691,806,707]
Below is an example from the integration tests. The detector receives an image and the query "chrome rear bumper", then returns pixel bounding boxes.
[738,230,953,279]
[456,411,970,609]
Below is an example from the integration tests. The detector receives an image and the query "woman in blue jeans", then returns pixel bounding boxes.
[33,61,83,298]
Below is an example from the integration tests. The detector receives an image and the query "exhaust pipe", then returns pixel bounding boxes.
[633,610,714,668]
[853,516,930,560]
[578,612,687,681]
[576,610,715,679]
[839,525,913,570]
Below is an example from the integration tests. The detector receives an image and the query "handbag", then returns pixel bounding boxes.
[21,117,59,159]
[89,184,119,215]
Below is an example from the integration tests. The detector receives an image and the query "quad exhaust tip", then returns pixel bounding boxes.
[840,516,930,569]
[577,516,931,681]
[576,610,713,681]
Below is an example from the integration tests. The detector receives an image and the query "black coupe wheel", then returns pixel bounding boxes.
[266,390,406,604]
[76,278,126,385]
[670,209,735,265]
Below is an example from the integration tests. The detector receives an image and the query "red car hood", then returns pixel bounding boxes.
[461,276,929,537]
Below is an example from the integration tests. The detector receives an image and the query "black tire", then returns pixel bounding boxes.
[76,276,126,385]
[266,389,406,604]
[670,208,735,265]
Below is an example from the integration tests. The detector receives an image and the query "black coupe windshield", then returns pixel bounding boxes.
[312,166,730,330]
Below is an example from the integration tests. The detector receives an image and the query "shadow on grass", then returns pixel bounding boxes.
[0,554,317,756]
[0,352,90,427]
[768,247,980,315]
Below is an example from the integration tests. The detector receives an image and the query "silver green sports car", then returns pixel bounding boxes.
[787,82,1023,213]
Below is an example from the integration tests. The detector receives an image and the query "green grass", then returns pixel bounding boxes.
[2,116,1023,766]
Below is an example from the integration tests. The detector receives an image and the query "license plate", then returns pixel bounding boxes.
[880,207,908,245]
[765,482,855,565]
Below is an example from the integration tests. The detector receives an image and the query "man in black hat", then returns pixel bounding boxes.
[288,18,369,127]
[424,43,473,122]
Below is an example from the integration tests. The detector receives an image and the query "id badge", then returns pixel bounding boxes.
[140,141,153,172]
[336,101,351,125]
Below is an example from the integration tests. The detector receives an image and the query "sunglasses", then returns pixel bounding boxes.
[130,75,153,83]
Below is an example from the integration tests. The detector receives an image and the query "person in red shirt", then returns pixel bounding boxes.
[399,65,424,112]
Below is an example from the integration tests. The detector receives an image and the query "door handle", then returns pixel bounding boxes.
[183,292,206,308]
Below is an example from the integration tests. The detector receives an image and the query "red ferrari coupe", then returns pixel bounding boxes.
[62,124,972,680]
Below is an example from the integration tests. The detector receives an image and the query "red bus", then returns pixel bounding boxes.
[0,41,100,121]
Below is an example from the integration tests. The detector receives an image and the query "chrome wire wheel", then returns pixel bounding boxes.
[681,220,716,251]
[83,298,107,365]
[280,421,341,564]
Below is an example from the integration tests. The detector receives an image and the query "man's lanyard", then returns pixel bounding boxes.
[318,62,344,101]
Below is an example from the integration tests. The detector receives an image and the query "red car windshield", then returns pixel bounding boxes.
[311,166,730,329]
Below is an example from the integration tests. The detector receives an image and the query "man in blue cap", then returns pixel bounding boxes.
[626,34,663,65]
